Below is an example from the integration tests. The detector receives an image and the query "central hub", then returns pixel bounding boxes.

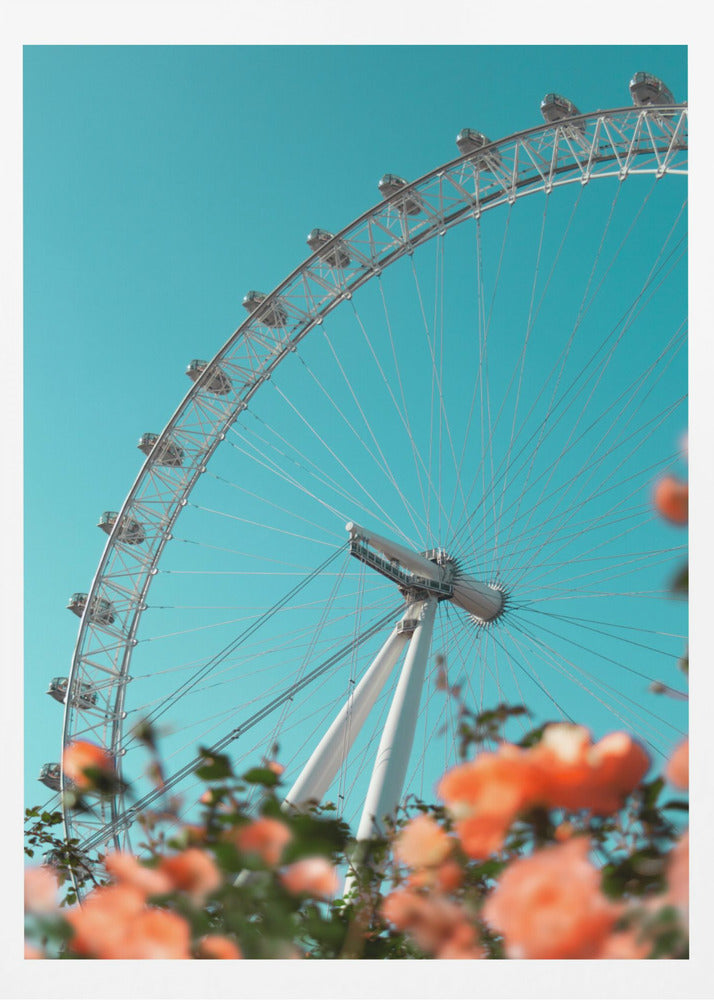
[345,521,505,623]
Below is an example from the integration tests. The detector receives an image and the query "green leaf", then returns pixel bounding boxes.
[662,799,689,812]
[211,841,243,874]
[641,777,664,809]
[242,767,279,787]
[195,748,233,781]
[670,562,688,595]
[517,721,559,748]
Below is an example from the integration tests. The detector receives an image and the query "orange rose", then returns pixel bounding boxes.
[62,740,115,791]
[65,884,146,957]
[158,848,221,903]
[24,866,59,914]
[482,837,621,959]
[382,888,480,957]
[595,929,652,959]
[65,883,192,958]
[233,816,293,867]
[408,857,464,893]
[280,857,339,899]
[438,746,543,859]
[196,934,243,959]
[665,737,689,790]
[533,725,649,815]
[393,814,453,869]
[586,731,651,813]
[653,476,688,525]
[106,908,191,959]
[103,851,173,896]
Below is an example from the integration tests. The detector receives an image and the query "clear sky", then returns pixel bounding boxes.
[23,44,688,829]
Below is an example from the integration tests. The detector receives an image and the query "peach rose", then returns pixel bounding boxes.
[196,934,243,959]
[65,884,146,957]
[393,814,453,870]
[586,731,651,813]
[65,882,192,958]
[533,725,649,815]
[438,746,543,859]
[482,837,621,959]
[595,928,652,959]
[24,943,44,959]
[233,816,293,867]
[280,857,339,899]
[407,857,464,893]
[382,888,480,957]
[103,852,173,896]
[665,737,689,790]
[653,476,688,525]
[436,919,485,960]
[24,865,59,914]
[106,908,191,959]
[62,740,115,791]
[158,848,221,903]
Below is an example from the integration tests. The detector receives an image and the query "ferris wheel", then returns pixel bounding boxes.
[41,74,688,892]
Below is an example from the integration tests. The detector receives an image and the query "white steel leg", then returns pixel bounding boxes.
[282,619,410,811]
[354,597,438,842]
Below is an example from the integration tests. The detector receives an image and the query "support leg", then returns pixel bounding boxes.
[354,597,438,842]
[282,614,412,811]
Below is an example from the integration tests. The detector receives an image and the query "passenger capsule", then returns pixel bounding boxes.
[186,359,232,396]
[629,72,675,107]
[378,174,422,216]
[306,228,351,268]
[455,129,502,168]
[67,592,116,626]
[242,290,288,328]
[540,93,583,126]
[138,432,184,467]
[47,676,97,708]
[39,762,62,791]
[98,511,146,545]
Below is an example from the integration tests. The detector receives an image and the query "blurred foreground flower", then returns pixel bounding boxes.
[665,737,689,790]
[233,816,293,867]
[653,476,688,525]
[62,741,116,792]
[482,837,621,959]
[280,857,340,899]
[382,888,484,959]
[438,724,649,859]
[24,865,59,915]
[158,848,221,904]
[65,883,192,958]
[196,934,243,959]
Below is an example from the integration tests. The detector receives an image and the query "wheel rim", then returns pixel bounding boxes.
[57,105,688,886]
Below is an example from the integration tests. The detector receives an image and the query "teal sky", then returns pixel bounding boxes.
[23,44,688,825]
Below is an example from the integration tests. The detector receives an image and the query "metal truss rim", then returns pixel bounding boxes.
[59,104,688,877]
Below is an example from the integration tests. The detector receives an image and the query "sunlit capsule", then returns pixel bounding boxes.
[47,676,97,708]
[540,92,583,128]
[455,129,502,169]
[378,174,422,216]
[138,432,184,467]
[629,71,675,108]
[38,762,62,791]
[242,290,288,328]
[67,592,116,625]
[306,228,351,268]
[98,510,146,545]
[185,359,232,395]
